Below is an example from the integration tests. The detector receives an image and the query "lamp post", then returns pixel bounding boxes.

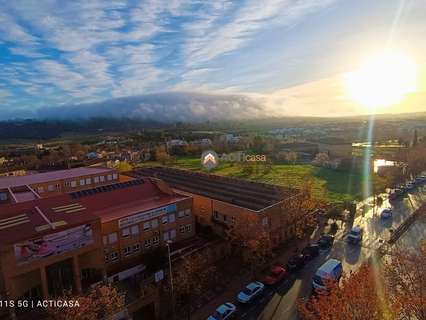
[166,240,175,318]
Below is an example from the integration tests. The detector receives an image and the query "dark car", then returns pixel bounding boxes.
[287,254,305,272]
[302,244,320,260]
[318,234,334,249]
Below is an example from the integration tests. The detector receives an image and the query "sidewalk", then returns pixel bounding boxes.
[190,236,316,320]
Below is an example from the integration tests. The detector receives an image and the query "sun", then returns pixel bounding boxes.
[345,51,417,112]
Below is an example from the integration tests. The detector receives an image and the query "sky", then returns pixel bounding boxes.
[0,0,426,121]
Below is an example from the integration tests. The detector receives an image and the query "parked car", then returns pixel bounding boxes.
[347,226,363,244]
[207,303,237,320]
[262,265,287,285]
[405,182,416,191]
[318,234,335,249]
[287,253,305,272]
[312,259,343,292]
[380,207,393,219]
[237,281,264,303]
[302,243,320,261]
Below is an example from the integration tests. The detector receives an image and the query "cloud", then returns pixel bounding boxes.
[36,91,281,122]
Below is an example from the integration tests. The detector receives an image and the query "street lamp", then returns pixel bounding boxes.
[166,240,175,318]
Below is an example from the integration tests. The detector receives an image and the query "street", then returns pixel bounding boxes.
[226,185,426,320]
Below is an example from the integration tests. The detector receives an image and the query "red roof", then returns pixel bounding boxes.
[0,167,114,189]
[0,178,189,245]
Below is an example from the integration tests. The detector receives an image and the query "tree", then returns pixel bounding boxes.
[312,152,330,166]
[173,253,217,319]
[285,151,298,164]
[46,285,125,320]
[226,214,272,277]
[298,264,392,320]
[384,242,426,320]
[281,179,323,239]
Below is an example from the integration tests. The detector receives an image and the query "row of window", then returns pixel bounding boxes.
[103,223,193,247]
[212,211,268,226]
[103,210,192,245]
[37,173,118,193]
[104,226,193,263]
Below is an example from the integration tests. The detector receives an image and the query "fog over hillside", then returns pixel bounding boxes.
[27,92,282,123]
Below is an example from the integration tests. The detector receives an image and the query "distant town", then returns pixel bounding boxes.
[0,113,425,320]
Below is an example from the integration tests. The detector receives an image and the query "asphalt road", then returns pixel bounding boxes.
[224,184,426,320]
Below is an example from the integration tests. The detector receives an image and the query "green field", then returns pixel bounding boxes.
[139,157,366,204]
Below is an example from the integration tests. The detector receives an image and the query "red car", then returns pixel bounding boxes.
[262,266,287,285]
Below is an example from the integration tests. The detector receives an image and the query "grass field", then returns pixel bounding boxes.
[138,157,365,204]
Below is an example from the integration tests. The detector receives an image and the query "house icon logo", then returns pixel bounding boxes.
[201,150,219,170]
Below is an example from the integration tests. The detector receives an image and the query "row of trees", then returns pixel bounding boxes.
[298,242,426,320]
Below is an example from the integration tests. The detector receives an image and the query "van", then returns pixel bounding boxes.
[312,259,342,291]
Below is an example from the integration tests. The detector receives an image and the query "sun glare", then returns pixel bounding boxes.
[345,51,417,112]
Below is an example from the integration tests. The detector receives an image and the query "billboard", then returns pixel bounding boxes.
[118,203,177,229]
[14,224,94,265]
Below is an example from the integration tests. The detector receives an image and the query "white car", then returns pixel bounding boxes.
[347,226,363,244]
[380,207,393,219]
[207,303,236,320]
[237,281,264,303]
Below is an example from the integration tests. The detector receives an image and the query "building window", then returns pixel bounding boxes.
[0,192,7,201]
[102,236,108,245]
[110,252,119,261]
[108,232,118,244]
[123,246,132,256]
[131,225,139,235]
[213,211,219,219]
[152,236,160,246]
[185,209,191,217]
[94,176,99,183]
[112,173,118,180]
[178,211,185,218]
[144,239,152,248]
[163,232,169,241]
[143,222,151,231]
[168,214,175,223]
[55,183,60,190]
[47,184,55,192]
[185,224,192,233]
[80,179,85,186]
[133,243,140,252]
[107,174,113,181]
[104,254,109,263]
[100,176,105,182]
[179,225,185,234]
[151,219,158,229]
[37,187,44,193]
[161,216,168,224]
[65,181,71,187]
[262,217,268,226]
[170,229,176,239]
[231,216,236,225]
[122,228,130,238]
[223,215,227,222]
[85,178,91,185]
[71,180,77,188]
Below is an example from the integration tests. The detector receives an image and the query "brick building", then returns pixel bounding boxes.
[132,167,307,248]
[0,168,195,319]
[0,167,119,205]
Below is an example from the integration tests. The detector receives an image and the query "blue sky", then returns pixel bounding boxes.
[1,0,425,120]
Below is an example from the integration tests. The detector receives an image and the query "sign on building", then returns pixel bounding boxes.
[14,224,94,265]
[118,204,177,229]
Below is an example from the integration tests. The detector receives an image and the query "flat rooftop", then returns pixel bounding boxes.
[130,167,298,211]
[0,167,114,189]
[0,178,188,245]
